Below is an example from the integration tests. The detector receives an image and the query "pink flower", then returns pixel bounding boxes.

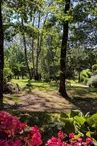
[74,142,81,146]
[30,125,39,135]
[28,126,42,146]
[46,137,62,146]
[51,136,58,143]
[69,133,75,139]
[13,140,21,146]
[86,137,92,143]
[78,138,82,143]
[58,131,65,140]
[62,142,67,146]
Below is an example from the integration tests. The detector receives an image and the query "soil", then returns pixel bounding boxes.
[3,88,97,114]
[3,90,75,112]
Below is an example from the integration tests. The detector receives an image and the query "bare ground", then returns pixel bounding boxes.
[3,87,97,114]
[4,90,75,113]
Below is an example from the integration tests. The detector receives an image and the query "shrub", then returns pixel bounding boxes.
[4,67,13,83]
[46,132,93,146]
[80,69,92,84]
[92,64,97,74]
[87,75,97,88]
[0,111,42,146]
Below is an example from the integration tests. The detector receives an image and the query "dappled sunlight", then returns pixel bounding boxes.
[4,79,97,114]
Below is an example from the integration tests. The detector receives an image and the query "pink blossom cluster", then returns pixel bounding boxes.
[0,111,42,146]
[24,125,43,146]
[0,111,27,136]
[45,131,93,146]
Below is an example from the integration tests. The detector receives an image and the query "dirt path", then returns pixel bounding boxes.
[4,90,76,112]
[4,87,97,114]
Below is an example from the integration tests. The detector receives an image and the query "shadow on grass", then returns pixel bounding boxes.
[62,86,97,115]
[70,97,97,114]
[67,85,97,97]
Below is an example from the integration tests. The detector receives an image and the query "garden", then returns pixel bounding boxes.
[0,0,97,145]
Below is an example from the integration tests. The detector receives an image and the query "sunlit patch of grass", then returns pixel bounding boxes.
[11,79,58,93]
[67,79,78,84]
[4,94,22,103]
[11,79,97,99]
[11,79,28,87]
[67,85,97,99]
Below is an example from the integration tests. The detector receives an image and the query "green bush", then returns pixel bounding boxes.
[4,67,13,83]
[92,64,97,74]
[87,75,97,88]
[49,110,97,141]
[80,69,92,84]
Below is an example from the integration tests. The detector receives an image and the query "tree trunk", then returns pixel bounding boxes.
[78,71,81,83]
[0,0,4,107]
[35,12,48,80]
[31,17,35,79]
[59,0,70,96]
[35,12,41,80]
[22,20,32,80]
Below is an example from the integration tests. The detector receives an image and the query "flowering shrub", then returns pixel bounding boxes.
[0,111,42,146]
[0,111,95,146]
[46,132,93,146]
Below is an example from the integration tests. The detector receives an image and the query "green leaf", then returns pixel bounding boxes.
[86,131,91,137]
[60,113,69,118]
[93,138,97,146]
[64,121,75,133]
[74,116,86,125]
[87,114,97,127]
[70,110,83,117]
[74,134,81,140]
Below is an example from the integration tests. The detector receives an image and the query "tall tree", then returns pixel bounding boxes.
[59,0,70,96]
[21,19,32,79]
[0,0,4,106]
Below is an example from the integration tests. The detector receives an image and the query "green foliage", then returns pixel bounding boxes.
[58,110,97,139]
[3,0,97,86]
[40,26,60,80]
[80,69,93,84]
[4,67,13,83]
[4,43,26,78]
[92,64,97,74]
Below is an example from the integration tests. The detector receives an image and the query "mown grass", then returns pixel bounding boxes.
[11,79,58,93]
[67,85,97,99]
[11,79,97,99]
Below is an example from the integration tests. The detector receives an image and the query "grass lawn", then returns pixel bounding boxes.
[11,79,97,99]
[11,79,58,92]
[3,78,97,116]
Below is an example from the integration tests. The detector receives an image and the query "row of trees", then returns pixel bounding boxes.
[0,0,97,105]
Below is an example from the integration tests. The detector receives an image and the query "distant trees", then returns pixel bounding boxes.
[0,0,4,106]
[4,43,26,79]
